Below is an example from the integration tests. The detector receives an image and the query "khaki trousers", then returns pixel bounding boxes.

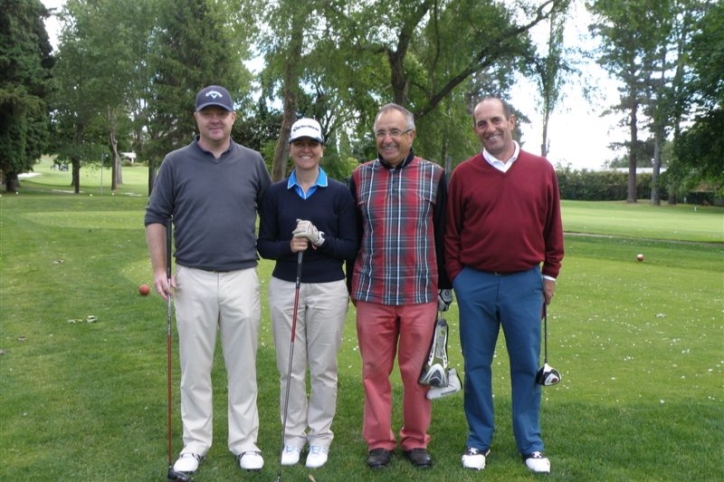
[268,277,349,450]
[174,265,261,457]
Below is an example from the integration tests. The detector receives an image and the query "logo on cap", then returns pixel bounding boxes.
[206,90,224,99]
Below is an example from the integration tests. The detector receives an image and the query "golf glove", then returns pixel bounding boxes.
[437,289,453,312]
[293,219,325,247]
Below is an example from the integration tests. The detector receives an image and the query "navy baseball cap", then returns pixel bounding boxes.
[195,85,234,111]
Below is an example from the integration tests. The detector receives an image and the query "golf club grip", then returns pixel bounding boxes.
[166,221,172,281]
[295,250,303,287]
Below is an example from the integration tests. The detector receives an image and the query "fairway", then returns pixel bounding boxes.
[1,166,723,482]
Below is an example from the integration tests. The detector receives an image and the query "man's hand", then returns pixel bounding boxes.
[293,219,325,247]
[543,278,556,305]
[437,289,453,312]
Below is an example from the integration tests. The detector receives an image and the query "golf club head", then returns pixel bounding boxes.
[427,368,462,400]
[167,466,193,482]
[536,363,561,386]
[419,318,449,386]
[419,362,448,387]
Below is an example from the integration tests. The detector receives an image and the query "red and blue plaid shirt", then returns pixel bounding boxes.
[350,152,448,306]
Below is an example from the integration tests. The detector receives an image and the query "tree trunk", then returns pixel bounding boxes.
[4,172,20,193]
[541,119,549,158]
[270,16,303,182]
[108,108,122,190]
[72,157,81,194]
[627,101,638,203]
[650,128,662,206]
[388,48,409,106]
[148,161,157,196]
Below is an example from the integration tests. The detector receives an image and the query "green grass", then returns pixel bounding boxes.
[1,164,723,481]
[561,200,724,243]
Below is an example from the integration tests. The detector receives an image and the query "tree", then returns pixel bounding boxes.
[0,0,54,192]
[260,0,309,181]
[257,0,568,179]
[589,0,682,203]
[524,0,577,158]
[667,0,724,196]
[145,0,253,192]
[51,0,116,193]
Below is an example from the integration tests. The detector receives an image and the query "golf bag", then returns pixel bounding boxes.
[419,316,450,387]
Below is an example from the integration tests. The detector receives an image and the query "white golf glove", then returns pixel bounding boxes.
[293,219,325,247]
[437,289,453,312]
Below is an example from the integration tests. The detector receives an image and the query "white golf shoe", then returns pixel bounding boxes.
[281,445,301,465]
[238,451,264,471]
[173,453,202,473]
[523,451,551,473]
[305,445,329,468]
[462,447,490,470]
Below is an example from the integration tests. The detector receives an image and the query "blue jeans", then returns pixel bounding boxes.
[453,266,544,455]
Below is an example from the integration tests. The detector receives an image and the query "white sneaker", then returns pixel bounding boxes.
[173,453,202,473]
[238,451,264,471]
[462,447,489,470]
[524,451,551,473]
[281,445,301,466]
[305,445,329,468]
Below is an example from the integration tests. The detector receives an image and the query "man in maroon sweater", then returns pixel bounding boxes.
[445,97,564,474]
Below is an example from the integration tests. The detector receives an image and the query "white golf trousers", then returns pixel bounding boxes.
[268,277,349,450]
[174,265,261,457]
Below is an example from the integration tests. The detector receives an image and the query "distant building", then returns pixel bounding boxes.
[120,152,136,163]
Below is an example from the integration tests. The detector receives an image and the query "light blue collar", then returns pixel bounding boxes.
[287,167,328,199]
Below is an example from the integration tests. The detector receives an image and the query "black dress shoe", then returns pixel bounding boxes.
[367,448,392,468]
[403,448,432,468]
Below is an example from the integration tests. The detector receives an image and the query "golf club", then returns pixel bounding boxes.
[165,220,192,482]
[536,304,561,386]
[274,250,304,482]
[419,314,450,387]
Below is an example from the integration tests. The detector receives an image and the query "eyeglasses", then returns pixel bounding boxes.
[374,128,412,139]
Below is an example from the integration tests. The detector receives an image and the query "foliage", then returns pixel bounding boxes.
[556,166,673,201]
[145,0,253,171]
[257,0,567,178]
[666,1,724,195]
[523,0,579,157]
[668,109,724,196]
[588,0,679,203]
[0,0,54,191]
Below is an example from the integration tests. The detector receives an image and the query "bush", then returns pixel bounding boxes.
[556,168,669,201]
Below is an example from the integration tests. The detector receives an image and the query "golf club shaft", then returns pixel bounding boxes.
[166,221,173,466]
[543,303,549,364]
[277,251,304,480]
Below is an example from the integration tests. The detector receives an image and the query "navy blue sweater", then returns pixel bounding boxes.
[257,177,358,283]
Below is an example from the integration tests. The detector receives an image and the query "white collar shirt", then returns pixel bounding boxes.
[482,141,520,173]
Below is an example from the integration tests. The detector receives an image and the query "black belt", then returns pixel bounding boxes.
[484,270,525,276]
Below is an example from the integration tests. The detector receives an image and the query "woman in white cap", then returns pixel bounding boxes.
[257,118,358,469]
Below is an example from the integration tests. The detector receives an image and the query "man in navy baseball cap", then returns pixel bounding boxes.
[195,85,234,112]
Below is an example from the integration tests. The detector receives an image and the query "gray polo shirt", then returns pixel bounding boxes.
[145,138,271,272]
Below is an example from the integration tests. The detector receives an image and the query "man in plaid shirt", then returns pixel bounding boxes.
[349,103,452,470]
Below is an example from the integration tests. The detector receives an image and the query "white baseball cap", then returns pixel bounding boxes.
[289,118,324,144]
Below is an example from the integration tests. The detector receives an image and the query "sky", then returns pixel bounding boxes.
[41,0,625,171]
